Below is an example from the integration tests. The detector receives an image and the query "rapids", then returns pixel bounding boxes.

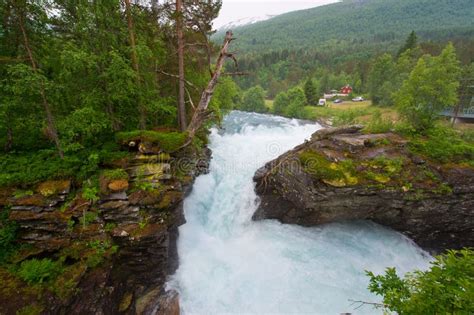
[169,111,430,314]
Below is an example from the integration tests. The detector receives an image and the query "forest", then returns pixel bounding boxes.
[221,0,474,94]
[0,0,242,187]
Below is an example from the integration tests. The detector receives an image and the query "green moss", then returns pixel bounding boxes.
[13,190,34,199]
[101,169,128,180]
[299,150,358,186]
[115,130,187,153]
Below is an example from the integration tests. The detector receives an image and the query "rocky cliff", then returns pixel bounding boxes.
[0,142,210,315]
[253,126,474,252]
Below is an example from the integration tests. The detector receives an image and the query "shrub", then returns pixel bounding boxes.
[408,125,474,165]
[363,111,394,133]
[366,249,474,314]
[18,258,62,284]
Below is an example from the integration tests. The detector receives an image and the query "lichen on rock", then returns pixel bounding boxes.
[253,125,474,252]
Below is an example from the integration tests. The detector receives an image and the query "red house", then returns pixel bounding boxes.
[340,85,353,94]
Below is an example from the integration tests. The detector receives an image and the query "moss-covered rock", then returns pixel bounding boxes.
[115,130,187,153]
[254,125,474,252]
[36,180,71,197]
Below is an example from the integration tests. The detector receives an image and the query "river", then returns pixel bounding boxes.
[168,111,430,314]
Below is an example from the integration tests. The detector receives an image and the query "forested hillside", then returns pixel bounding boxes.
[231,0,474,52]
[219,0,474,93]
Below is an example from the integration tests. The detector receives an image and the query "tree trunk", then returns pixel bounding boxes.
[17,5,64,158]
[176,0,187,131]
[186,31,234,139]
[124,0,146,129]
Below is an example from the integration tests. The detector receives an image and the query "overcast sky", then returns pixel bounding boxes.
[214,0,340,28]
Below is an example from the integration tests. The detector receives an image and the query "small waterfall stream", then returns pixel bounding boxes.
[169,111,430,314]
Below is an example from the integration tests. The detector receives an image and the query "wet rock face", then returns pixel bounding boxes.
[253,126,474,252]
[0,146,211,315]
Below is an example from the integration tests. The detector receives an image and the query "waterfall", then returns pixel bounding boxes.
[168,111,430,314]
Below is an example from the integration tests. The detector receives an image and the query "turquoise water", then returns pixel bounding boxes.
[169,111,430,314]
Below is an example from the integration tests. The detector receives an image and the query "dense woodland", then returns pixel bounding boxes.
[0,0,244,186]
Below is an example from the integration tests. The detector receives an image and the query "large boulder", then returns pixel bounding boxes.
[253,126,474,252]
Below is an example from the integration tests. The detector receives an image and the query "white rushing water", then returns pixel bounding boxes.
[169,111,431,314]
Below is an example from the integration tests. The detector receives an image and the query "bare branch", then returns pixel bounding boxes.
[156,69,198,90]
[185,87,196,110]
[348,299,385,311]
[186,30,236,139]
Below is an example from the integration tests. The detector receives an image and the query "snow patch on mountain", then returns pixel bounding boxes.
[218,15,275,31]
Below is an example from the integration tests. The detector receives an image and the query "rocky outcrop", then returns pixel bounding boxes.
[253,126,474,252]
[0,145,211,314]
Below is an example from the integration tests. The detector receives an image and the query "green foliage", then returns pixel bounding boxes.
[86,240,118,268]
[227,0,473,54]
[101,169,128,180]
[0,208,17,263]
[397,31,418,57]
[363,111,395,133]
[273,91,289,115]
[211,77,241,113]
[115,131,187,153]
[304,78,319,106]
[82,177,100,203]
[17,258,62,285]
[0,0,222,162]
[367,249,474,314]
[407,125,474,165]
[285,87,306,118]
[0,145,128,187]
[58,107,111,153]
[240,86,267,113]
[395,43,461,132]
[221,0,473,95]
[368,54,396,106]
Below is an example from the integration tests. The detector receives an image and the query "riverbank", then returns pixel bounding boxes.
[0,132,211,314]
[253,125,474,252]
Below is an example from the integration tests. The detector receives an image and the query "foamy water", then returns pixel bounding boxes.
[168,111,430,314]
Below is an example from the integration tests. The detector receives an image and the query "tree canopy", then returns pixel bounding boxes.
[395,43,461,131]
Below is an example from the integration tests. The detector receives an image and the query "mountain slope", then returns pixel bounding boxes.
[227,0,474,52]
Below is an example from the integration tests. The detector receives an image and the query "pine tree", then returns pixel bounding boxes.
[304,78,318,106]
[397,31,418,57]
